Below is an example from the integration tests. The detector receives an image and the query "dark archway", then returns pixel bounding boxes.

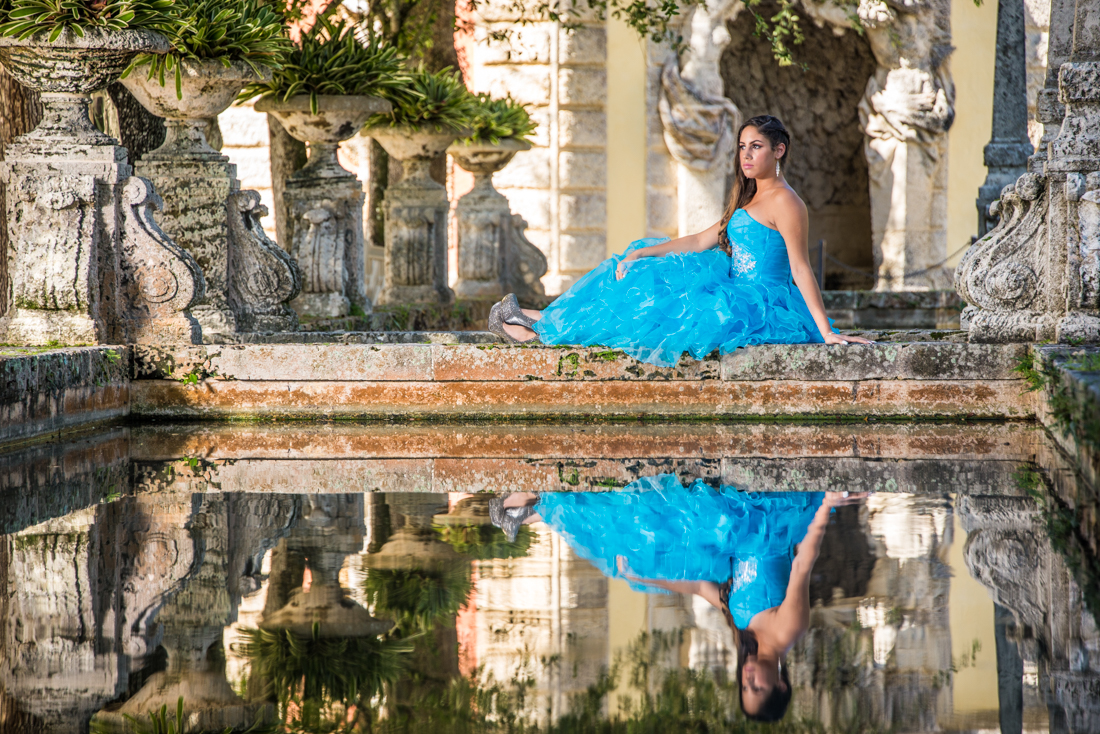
[720,10,877,288]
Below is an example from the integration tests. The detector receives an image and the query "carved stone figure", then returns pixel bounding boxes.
[258,95,389,319]
[955,0,1100,343]
[449,139,549,300]
[126,60,301,338]
[368,127,464,305]
[0,29,208,346]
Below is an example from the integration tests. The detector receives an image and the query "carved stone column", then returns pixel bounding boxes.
[977,0,1033,237]
[658,0,741,238]
[856,1,955,292]
[0,29,207,346]
[127,61,301,338]
[449,139,548,301]
[368,127,462,305]
[258,95,389,319]
[956,0,1100,343]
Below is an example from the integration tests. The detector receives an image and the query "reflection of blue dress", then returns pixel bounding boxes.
[536,476,823,628]
[532,209,827,367]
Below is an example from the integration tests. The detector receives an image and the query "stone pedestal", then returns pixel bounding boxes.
[0,30,206,346]
[258,95,390,319]
[368,127,461,306]
[449,139,548,300]
[128,62,301,339]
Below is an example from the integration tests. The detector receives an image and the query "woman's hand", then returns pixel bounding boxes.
[615,253,638,280]
[823,331,875,345]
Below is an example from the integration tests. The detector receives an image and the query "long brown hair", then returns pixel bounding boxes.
[719,580,793,722]
[717,115,791,255]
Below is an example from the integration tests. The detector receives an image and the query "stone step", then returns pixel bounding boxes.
[128,339,1033,420]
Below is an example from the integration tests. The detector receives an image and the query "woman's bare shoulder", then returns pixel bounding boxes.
[770,187,807,216]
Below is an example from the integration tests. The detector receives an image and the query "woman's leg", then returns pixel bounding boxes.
[501,310,543,341]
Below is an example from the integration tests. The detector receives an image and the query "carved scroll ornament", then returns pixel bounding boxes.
[658,55,742,172]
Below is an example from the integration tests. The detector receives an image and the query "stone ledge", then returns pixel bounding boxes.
[132,341,1023,383]
[130,378,1030,419]
[0,346,129,445]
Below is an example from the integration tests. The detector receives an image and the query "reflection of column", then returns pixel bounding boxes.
[994,602,1024,734]
[1,509,123,734]
[473,524,608,726]
[976,0,1033,237]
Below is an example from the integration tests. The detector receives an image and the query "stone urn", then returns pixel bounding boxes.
[123,59,302,338]
[366,125,467,306]
[0,28,212,347]
[0,27,168,146]
[448,138,547,301]
[123,58,266,158]
[257,94,391,318]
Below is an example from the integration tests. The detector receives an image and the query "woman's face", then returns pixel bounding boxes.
[738,127,784,180]
[740,655,786,714]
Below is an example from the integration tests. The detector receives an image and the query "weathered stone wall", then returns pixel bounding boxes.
[0,347,129,447]
[720,8,878,288]
[468,14,608,294]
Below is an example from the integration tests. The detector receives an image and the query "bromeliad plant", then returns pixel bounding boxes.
[121,0,289,98]
[366,66,475,134]
[0,0,173,42]
[464,93,537,144]
[239,14,409,115]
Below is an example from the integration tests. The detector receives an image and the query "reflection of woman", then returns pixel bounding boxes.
[490,476,855,722]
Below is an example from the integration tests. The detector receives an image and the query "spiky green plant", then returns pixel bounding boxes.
[240,624,413,707]
[434,523,534,560]
[121,0,289,99]
[461,93,537,144]
[0,0,173,42]
[366,66,475,134]
[239,14,409,115]
[363,563,473,634]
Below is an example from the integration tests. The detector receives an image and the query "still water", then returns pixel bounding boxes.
[0,422,1096,733]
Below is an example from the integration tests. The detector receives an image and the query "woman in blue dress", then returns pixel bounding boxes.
[489,477,860,722]
[487,115,872,365]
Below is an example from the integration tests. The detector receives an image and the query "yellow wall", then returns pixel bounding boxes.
[606,578,648,715]
[948,514,1000,718]
[946,0,999,267]
[605,17,648,257]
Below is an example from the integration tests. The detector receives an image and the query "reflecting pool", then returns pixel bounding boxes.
[0,422,1096,733]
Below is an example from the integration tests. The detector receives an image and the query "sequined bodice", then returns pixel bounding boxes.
[725,209,790,285]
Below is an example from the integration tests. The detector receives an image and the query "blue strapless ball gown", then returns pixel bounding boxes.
[532,209,828,367]
[535,476,824,628]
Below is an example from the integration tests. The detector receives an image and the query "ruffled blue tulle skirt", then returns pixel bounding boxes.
[533,239,825,367]
[535,476,824,620]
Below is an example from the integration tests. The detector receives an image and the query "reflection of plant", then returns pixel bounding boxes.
[123,0,289,98]
[366,67,474,133]
[101,696,233,734]
[434,523,533,561]
[363,563,472,633]
[0,0,173,41]
[462,94,536,144]
[239,14,409,114]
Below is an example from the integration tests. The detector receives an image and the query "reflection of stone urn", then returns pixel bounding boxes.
[125,60,302,336]
[0,29,207,346]
[448,139,547,301]
[367,126,465,306]
[258,95,391,319]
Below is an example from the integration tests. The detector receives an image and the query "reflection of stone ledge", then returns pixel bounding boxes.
[1032,346,1100,492]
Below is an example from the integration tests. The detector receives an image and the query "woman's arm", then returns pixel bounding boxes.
[774,193,871,345]
[615,221,723,280]
[615,557,725,609]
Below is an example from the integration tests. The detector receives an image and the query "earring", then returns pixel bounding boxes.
[776,160,781,176]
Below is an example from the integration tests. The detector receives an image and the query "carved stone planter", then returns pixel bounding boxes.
[257,94,390,318]
[0,28,207,345]
[448,139,548,300]
[366,126,464,305]
[125,59,301,337]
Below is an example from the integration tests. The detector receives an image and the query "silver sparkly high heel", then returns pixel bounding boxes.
[500,293,538,329]
[488,300,540,344]
[488,494,538,542]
